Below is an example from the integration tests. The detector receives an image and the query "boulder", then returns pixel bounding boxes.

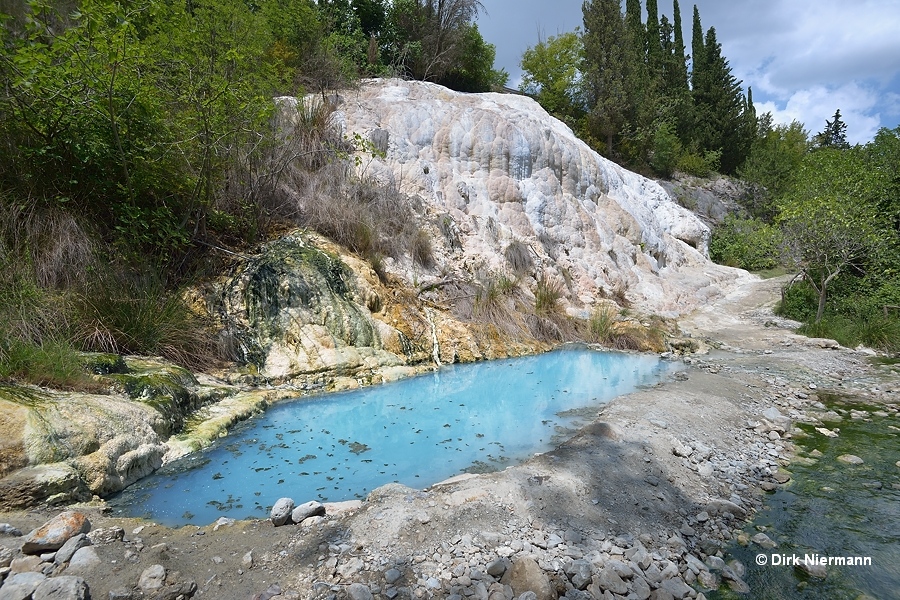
[32,576,90,600]
[53,533,91,565]
[291,500,326,524]
[270,497,295,526]
[0,572,47,600]
[501,557,553,600]
[21,511,91,555]
[138,564,167,592]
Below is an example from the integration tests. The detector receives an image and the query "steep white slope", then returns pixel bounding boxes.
[318,79,740,315]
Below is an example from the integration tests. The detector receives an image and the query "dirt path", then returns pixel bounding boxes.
[2,273,896,600]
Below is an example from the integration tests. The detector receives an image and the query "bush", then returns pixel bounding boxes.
[709,215,782,271]
[677,149,721,178]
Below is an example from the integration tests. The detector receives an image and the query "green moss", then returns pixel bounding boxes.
[0,384,48,408]
[80,353,129,375]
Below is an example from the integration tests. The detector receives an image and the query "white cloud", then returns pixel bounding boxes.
[754,82,882,144]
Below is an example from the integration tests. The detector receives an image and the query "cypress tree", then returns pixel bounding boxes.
[646,0,663,76]
[690,4,704,90]
[691,26,753,173]
[582,0,629,156]
[672,0,688,93]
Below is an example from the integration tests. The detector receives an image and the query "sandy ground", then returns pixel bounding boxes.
[2,273,897,599]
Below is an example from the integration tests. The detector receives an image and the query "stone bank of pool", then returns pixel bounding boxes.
[109,346,679,526]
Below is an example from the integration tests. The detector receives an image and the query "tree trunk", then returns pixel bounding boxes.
[815,284,827,323]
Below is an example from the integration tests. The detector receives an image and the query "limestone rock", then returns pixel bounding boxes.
[21,511,91,555]
[139,564,167,592]
[270,497,295,526]
[66,547,101,571]
[54,533,91,565]
[837,454,864,465]
[501,557,553,600]
[32,576,90,600]
[0,572,47,600]
[291,500,326,524]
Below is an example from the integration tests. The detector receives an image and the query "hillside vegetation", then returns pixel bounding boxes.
[2,0,898,392]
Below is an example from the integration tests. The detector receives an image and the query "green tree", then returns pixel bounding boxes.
[779,149,886,322]
[738,115,808,219]
[519,30,585,124]
[690,26,754,174]
[812,108,850,150]
[439,23,506,92]
[582,0,629,156]
[384,0,485,84]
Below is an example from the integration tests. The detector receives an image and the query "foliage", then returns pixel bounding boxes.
[519,30,586,124]
[676,148,720,177]
[439,23,506,92]
[778,148,887,322]
[649,121,682,177]
[738,115,809,220]
[709,214,782,271]
[812,109,850,150]
[578,1,755,175]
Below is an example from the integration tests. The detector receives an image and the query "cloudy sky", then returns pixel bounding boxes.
[475,0,900,144]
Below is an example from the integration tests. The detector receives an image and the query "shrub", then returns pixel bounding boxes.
[677,149,721,178]
[709,215,782,271]
[588,305,616,343]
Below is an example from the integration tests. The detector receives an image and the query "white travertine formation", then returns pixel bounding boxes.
[318,79,741,315]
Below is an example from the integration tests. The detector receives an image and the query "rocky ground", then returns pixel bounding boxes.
[1,274,897,600]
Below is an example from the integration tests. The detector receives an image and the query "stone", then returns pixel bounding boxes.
[21,512,91,555]
[291,501,326,524]
[697,570,718,590]
[565,560,592,590]
[66,547,101,571]
[138,564,167,592]
[32,576,90,600]
[659,578,693,599]
[837,454,864,465]
[501,557,553,600]
[87,526,124,545]
[0,546,12,569]
[384,568,402,584]
[751,533,777,549]
[270,498,295,526]
[649,589,674,600]
[796,561,827,579]
[596,566,628,595]
[347,583,374,600]
[10,555,43,574]
[0,572,47,600]
[630,576,651,600]
[0,524,23,537]
[54,533,91,565]
[705,498,747,519]
[486,559,508,577]
[242,550,254,569]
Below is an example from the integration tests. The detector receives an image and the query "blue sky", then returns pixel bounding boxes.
[476,0,900,144]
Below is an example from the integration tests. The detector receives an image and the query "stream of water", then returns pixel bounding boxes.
[109,346,678,526]
[712,395,900,600]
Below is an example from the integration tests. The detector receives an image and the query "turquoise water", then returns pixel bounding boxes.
[109,347,677,526]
